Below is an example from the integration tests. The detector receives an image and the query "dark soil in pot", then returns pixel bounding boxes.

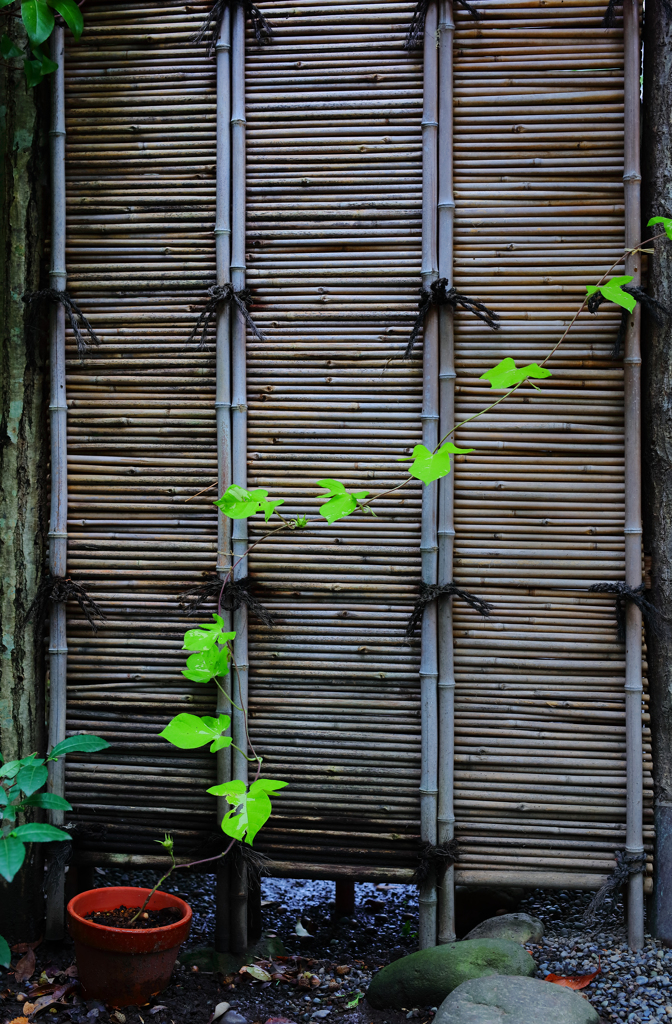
[84,905,183,929]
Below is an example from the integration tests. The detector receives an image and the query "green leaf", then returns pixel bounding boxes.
[11,823,71,843]
[183,628,221,652]
[24,57,46,87]
[214,484,284,522]
[586,275,636,313]
[0,788,7,808]
[207,778,288,845]
[46,0,83,38]
[316,479,369,524]
[15,763,48,797]
[1,33,23,58]
[0,755,41,780]
[2,804,17,823]
[159,712,231,750]
[346,992,364,1009]
[0,933,10,969]
[0,0,17,8]
[156,832,174,853]
[22,792,72,811]
[49,735,110,759]
[0,836,26,883]
[480,357,552,390]
[30,43,57,73]
[401,442,474,484]
[210,736,232,753]
[182,643,231,684]
[648,215,672,241]
[21,0,54,45]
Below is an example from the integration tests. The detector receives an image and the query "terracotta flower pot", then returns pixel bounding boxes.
[67,886,192,1006]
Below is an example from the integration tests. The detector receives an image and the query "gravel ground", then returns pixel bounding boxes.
[3,870,669,1024]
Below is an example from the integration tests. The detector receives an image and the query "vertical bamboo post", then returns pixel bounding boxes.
[419,0,439,951]
[622,0,644,951]
[436,0,456,947]
[44,22,68,941]
[230,0,248,953]
[215,6,233,954]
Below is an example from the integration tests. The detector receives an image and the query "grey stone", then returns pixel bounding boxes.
[434,975,599,1024]
[464,913,544,944]
[366,939,535,1009]
[221,1012,248,1024]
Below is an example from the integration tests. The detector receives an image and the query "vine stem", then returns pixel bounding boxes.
[129,838,236,924]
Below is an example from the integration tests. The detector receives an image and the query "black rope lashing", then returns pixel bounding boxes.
[405,278,500,359]
[26,573,106,634]
[404,0,479,48]
[587,581,662,642]
[188,284,266,348]
[587,284,671,359]
[414,840,460,885]
[22,289,101,358]
[193,0,273,53]
[406,581,492,640]
[179,572,275,627]
[583,850,647,922]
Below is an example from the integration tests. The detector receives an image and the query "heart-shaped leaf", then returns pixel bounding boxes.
[480,357,552,390]
[316,479,369,524]
[214,484,284,522]
[1,33,23,58]
[648,215,672,241]
[586,275,636,313]
[208,778,287,845]
[401,442,474,484]
[160,712,231,750]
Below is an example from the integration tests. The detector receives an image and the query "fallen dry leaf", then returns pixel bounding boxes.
[14,950,36,984]
[7,1017,31,1024]
[149,1006,167,1015]
[11,939,42,955]
[208,1001,230,1024]
[335,966,350,976]
[240,965,271,983]
[111,1013,126,1024]
[63,965,78,979]
[546,962,600,991]
[26,981,78,1016]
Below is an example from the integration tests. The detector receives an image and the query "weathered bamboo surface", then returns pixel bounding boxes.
[448,0,653,883]
[60,0,652,883]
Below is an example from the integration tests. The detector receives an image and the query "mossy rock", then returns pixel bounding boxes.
[464,913,543,944]
[366,939,535,1010]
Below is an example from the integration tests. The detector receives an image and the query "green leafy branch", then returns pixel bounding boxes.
[1,0,83,86]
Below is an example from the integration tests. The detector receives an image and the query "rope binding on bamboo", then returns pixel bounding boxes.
[26,573,106,634]
[587,284,670,358]
[404,0,480,48]
[179,572,275,626]
[405,278,499,359]
[406,582,492,640]
[588,581,663,641]
[23,289,101,359]
[414,840,460,884]
[188,283,266,348]
[583,850,647,921]
[193,0,273,52]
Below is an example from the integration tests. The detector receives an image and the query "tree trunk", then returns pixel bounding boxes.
[641,0,672,943]
[0,14,50,941]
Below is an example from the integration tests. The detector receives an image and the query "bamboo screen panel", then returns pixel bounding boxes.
[449,0,653,886]
[63,1,224,858]
[243,0,424,870]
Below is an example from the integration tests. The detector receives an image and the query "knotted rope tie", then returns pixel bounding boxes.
[583,850,647,922]
[188,284,266,348]
[179,572,275,627]
[587,581,662,642]
[414,840,460,885]
[193,0,273,52]
[406,581,492,640]
[587,284,670,359]
[26,573,106,634]
[405,278,500,359]
[22,289,101,359]
[404,0,479,48]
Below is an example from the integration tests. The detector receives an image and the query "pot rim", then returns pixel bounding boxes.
[67,886,192,937]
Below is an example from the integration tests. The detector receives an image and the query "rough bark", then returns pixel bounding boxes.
[641,0,672,943]
[0,12,50,941]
